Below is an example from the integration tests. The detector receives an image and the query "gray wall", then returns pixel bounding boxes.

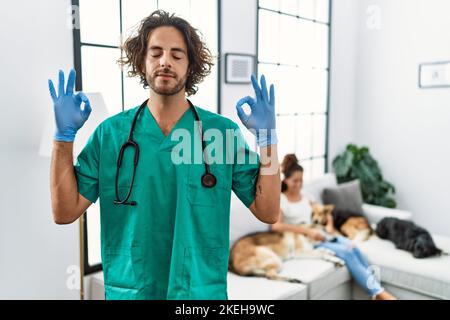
[0,0,79,299]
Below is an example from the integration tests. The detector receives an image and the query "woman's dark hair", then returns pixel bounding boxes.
[281,154,303,192]
[117,10,214,96]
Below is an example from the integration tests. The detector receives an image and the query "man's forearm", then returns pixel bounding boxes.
[50,141,81,224]
[252,144,280,224]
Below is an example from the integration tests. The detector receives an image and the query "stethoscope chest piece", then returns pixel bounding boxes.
[201,172,217,188]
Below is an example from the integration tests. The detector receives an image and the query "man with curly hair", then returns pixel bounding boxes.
[49,10,280,300]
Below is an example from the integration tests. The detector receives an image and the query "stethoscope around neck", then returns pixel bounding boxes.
[113,98,217,206]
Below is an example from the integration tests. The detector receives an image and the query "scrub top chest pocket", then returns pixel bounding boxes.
[186,163,230,207]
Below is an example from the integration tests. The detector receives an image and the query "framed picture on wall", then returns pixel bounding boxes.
[419,61,450,88]
[225,53,256,84]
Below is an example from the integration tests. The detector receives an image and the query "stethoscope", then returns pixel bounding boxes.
[113,98,217,206]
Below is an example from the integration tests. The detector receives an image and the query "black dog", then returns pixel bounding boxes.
[376,217,443,258]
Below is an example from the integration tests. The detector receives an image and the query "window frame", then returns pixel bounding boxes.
[256,0,332,176]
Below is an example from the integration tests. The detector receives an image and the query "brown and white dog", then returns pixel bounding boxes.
[229,204,346,283]
[311,203,373,243]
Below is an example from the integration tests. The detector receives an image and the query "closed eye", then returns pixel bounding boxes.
[150,54,182,60]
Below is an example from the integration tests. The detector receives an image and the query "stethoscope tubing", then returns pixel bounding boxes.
[114,99,216,206]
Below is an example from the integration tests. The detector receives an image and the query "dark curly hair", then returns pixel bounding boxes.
[117,10,214,96]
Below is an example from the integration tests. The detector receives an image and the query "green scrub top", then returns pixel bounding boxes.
[74,102,260,299]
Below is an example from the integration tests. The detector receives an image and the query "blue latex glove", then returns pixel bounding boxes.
[48,69,91,142]
[235,74,277,147]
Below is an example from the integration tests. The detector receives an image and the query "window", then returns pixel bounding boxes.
[72,0,220,274]
[257,0,331,182]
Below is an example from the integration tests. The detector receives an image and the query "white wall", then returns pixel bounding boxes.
[0,0,80,298]
[327,0,359,169]
[353,0,450,236]
[220,0,258,147]
[329,0,450,236]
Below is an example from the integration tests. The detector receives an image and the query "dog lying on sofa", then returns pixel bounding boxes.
[229,203,345,283]
[310,203,373,242]
[228,230,344,283]
[376,217,445,258]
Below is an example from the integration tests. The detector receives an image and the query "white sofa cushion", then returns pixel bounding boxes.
[357,234,450,299]
[278,259,351,299]
[227,272,308,300]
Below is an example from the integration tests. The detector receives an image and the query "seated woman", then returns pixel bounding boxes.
[271,154,396,300]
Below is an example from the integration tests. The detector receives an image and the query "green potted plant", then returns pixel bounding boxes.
[332,144,396,208]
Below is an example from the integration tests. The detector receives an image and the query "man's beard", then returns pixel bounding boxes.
[147,70,187,96]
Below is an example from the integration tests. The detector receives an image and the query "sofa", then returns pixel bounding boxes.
[227,173,450,300]
[86,173,450,300]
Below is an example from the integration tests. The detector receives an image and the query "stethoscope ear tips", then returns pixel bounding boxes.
[201,173,217,188]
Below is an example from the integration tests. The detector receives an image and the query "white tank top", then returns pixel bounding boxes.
[280,192,313,225]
